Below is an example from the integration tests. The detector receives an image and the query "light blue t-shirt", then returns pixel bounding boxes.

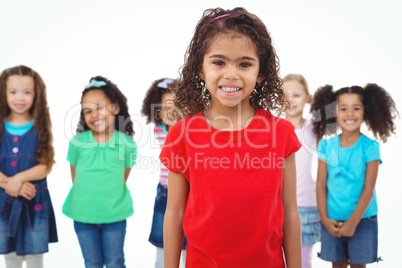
[4,119,34,136]
[317,134,381,221]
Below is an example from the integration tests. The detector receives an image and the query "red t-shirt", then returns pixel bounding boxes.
[160,109,301,267]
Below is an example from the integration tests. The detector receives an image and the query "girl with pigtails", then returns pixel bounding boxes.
[311,84,398,268]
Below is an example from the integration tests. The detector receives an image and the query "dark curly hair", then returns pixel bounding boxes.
[141,78,176,125]
[310,84,398,143]
[77,76,134,137]
[173,7,285,116]
[0,65,55,170]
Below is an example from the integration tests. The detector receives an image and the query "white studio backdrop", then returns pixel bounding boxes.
[1,0,401,267]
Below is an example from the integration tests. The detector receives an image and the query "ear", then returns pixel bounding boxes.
[306,94,312,103]
[257,75,265,83]
[198,70,204,80]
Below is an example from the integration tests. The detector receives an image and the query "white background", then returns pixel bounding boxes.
[1,0,401,267]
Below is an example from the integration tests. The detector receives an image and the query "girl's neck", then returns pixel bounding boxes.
[203,103,256,131]
[285,115,305,129]
[5,113,33,125]
[93,128,115,144]
[339,130,361,147]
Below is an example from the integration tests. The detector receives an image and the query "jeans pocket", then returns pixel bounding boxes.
[29,202,49,232]
[367,215,378,222]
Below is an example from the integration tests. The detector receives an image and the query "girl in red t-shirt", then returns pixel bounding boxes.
[161,7,302,268]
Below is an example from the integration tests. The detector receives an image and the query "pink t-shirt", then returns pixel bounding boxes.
[294,121,317,207]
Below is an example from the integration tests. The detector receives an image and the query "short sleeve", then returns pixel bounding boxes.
[125,136,137,168]
[317,139,327,160]
[284,125,302,159]
[159,122,189,177]
[365,140,382,164]
[67,139,79,165]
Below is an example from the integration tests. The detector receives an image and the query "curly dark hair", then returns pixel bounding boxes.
[310,84,398,143]
[0,65,55,170]
[77,76,134,137]
[141,78,176,125]
[173,7,285,116]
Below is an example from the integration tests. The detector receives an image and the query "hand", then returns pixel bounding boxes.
[19,182,37,200]
[0,173,8,183]
[338,220,357,237]
[4,175,24,197]
[322,218,342,238]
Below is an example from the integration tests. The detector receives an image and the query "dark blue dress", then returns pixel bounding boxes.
[0,127,58,255]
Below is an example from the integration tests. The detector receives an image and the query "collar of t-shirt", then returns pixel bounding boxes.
[4,119,34,136]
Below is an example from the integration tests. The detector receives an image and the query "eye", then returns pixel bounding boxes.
[213,60,225,66]
[83,110,91,115]
[98,105,105,111]
[25,91,32,95]
[340,108,347,111]
[239,62,251,68]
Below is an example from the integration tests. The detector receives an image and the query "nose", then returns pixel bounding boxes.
[16,92,24,101]
[346,108,354,117]
[223,65,239,80]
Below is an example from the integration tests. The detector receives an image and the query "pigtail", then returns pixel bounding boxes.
[310,85,338,141]
[363,83,398,143]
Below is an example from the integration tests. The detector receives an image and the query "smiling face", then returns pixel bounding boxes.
[283,80,310,119]
[6,75,35,118]
[336,93,364,134]
[81,89,120,139]
[160,92,177,127]
[199,32,263,111]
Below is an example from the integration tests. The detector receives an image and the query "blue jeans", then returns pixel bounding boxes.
[149,183,187,249]
[74,220,126,268]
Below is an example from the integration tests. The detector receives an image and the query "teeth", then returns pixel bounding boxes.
[93,120,104,125]
[345,120,355,124]
[221,87,240,92]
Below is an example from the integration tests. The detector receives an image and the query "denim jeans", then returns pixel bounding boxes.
[319,216,379,264]
[74,220,126,268]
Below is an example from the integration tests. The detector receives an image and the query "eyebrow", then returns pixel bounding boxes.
[82,103,104,110]
[208,54,257,61]
[7,87,33,91]
[339,103,363,107]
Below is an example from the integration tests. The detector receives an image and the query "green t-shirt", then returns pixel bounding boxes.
[62,130,137,224]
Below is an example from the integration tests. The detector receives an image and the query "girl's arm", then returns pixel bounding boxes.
[4,163,50,197]
[70,164,76,183]
[124,168,131,182]
[0,171,36,200]
[282,154,302,268]
[0,171,8,189]
[339,160,380,237]
[164,171,189,268]
[317,159,341,237]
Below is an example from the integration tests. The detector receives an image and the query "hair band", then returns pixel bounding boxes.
[197,13,231,52]
[157,79,174,89]
[85,79,107,89]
